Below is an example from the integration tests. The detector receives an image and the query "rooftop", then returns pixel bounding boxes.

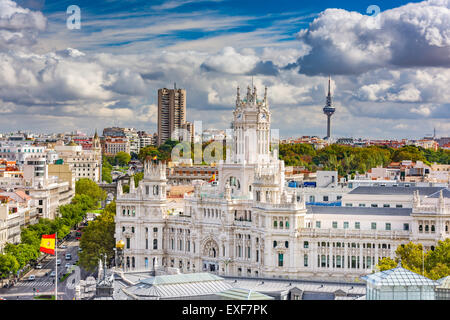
[348,186,445,196]
[362,264,436,287]
[307,206,412,216]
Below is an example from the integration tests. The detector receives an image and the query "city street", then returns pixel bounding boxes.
[0,233,87,300]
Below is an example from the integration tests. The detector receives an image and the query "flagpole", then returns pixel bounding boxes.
[55,232,58,300]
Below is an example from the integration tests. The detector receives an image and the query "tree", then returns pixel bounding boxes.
[0,254,20,279]
[376,257,397,272]
[78,201,116,272]
[138,146,160,163]
[75,178,106,205]
[375,240,450,280]
[115,152,131,167]
[425,239,450,279]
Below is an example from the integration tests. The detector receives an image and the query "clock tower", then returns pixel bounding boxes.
[232,85,271,165]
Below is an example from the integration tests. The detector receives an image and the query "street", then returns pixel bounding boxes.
[0,233,88,300]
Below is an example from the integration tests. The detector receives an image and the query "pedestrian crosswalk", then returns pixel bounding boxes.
[16,281,54,287]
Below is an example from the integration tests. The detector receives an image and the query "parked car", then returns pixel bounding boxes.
[56,259,61,265]
[50,271,56,277]
[65,263,71,269]
[35,264,42,269]
[65,253,71,260]
[60,245,67,249]
[28,275,36,281]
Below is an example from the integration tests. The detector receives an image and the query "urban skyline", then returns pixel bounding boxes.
[0,0,448,139]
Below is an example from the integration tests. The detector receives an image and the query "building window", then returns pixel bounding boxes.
[304,241,309,249]
[359,203,366,207]
[131,227,135,233]
[431,225,435,233]
[371,204,378,208]
[345,203,353,207]
[419,225,423,232]
[273,241,277,248]
[316,221,321,228]
[371,223,377,230]
[285,221,289,228]
[153,239,158,250]
[274,221,277,228]
[332,221,338,229]
[396,204,403,208]
[304,254,308,267]
[285,241,289,248]
[145,238,148,249]
[278,253,284,267]
[153,227,158,232]
[256,250,259,262]
[343,222,349,229]
[321,255,326,268]
[383,204,390,208]
[126,238,130,249]
[323,196,329,202]
[355,222,360,229]
[385,223,391,231]
[403,223,409,231]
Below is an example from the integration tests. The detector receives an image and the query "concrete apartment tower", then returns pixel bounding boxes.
[157,84,187,146]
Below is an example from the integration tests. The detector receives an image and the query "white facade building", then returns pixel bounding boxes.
[115,86,450,281]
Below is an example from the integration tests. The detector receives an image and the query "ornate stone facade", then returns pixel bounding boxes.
[115,86,449,280]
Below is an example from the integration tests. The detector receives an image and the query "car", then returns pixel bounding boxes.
[78,247,82,252]
[56,259,61,265]
[65,263,71,269]
[65,253,72,260]
[28,275,36,281]
[60,245,67,249]
[49,271,56,277]
[35,264,42,269]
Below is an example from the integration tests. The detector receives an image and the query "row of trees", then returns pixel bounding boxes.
[376,239,450,280]
[0,179,107,281]
[279,144,450,176]
[78,201,116,272]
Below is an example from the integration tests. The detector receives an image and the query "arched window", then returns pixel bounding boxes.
[273,241,277,248]
[280,221,283,228]
[274,221,277,228]
[285,221,289,228]
[431,225,435,232]
[153,239,158,250]
[419,225,423,232]
[131,227,135,233]
[126,257,130,268]
[285,241,289,248]
[132,257,135,268]
[304,254,308,267]
[425,225,429,232]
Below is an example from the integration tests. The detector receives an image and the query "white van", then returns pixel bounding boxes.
[65,253,72,260]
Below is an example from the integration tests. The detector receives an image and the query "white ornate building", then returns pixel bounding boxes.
[115,86,450,280]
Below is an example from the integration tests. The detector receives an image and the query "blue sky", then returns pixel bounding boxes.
[1,0,449,139]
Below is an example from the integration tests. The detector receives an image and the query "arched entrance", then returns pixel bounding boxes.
[202,238,219,272]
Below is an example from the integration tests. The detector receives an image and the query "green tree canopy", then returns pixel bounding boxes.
[115,152,131,167]
[78,201,116,272]
[75,178,106,205]
[0,254,20,279]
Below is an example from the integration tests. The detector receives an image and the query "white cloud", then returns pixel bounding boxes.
[295,0,450,75]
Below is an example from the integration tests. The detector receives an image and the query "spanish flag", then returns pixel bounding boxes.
[40,234,56,255]
[208,173,216,183]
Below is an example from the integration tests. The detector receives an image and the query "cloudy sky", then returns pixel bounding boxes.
[0,0,449,139]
